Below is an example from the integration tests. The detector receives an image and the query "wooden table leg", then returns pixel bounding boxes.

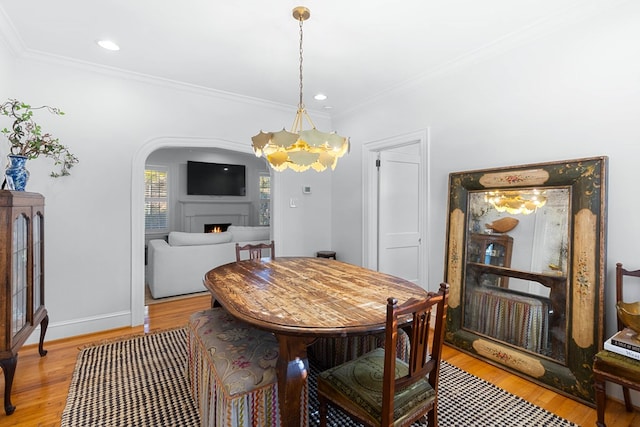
[276,335,312,427]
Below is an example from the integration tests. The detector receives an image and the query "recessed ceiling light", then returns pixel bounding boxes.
[97,40,120,51]
[314,93,327,101]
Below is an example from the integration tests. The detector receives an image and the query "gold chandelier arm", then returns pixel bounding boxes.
[302,109,316,129]
[290,108,317,133]
[291,108,304,133]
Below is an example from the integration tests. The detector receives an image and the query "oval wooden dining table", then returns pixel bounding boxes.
[203,256,429,427]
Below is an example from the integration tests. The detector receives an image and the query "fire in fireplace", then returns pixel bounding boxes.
[204,223,232,233]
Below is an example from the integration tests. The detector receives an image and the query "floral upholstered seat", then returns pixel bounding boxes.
[186,308,308,427]
[319,348,435,423]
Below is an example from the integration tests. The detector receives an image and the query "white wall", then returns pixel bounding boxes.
[272,168,333,257]
[0,51,334,341]
[0,38,14,102]
[336,0,639,300]
[333,1,640,402]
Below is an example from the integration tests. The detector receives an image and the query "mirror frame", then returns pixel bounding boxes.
[444,156,607,405]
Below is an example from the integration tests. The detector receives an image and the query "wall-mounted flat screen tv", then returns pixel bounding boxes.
[187,161,246,196]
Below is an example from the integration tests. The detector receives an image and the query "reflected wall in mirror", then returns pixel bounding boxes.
[444,157,607,405]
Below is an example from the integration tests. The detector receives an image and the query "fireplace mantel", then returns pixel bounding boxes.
[178,200,251,232]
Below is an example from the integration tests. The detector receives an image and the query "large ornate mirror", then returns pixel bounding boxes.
[444,157,607,405]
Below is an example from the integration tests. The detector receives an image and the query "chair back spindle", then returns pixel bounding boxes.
[235,240,275,261]
[381,284,448,425]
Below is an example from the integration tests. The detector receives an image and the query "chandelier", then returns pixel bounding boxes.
[484,189,547,215]
[251,6,349,172]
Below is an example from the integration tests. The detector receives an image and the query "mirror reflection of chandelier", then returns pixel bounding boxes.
[485,189,547,215]
[251,6,350,172]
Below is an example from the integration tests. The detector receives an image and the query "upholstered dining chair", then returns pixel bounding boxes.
[317,282,449,427]
[235,240,275,261]
[593,262,640,427]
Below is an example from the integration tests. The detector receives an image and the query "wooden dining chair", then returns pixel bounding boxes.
[235,240,275,261]
[317,282,449,427]
[593,262,640,427]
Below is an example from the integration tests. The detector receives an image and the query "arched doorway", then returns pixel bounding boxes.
[130,136,262,325]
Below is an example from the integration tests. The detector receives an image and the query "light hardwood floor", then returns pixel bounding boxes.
[0,293,636,426]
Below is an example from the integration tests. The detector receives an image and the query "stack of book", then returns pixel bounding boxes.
[604,327,640,361]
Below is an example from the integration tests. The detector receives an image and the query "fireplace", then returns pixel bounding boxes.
[204,223,232,233]
[179,200,251,232]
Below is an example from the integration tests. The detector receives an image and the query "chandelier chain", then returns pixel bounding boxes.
[298,17,304,109]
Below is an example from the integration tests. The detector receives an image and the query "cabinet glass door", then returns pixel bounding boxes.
[484,242,507,267]
[11,214,28,335]
[33,213,43,308]
[468,234,512,287]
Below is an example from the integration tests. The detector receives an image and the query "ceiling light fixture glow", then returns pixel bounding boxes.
[314,93,327,101]
[97,40,120,51]
[485,189,547,215]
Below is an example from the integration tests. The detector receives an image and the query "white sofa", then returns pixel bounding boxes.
[146,226,271,299]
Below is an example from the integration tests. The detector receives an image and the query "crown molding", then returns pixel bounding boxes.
[336,0,631,119]
[21,48,319,112]
[0,5,26,56]
[0,3,331,122]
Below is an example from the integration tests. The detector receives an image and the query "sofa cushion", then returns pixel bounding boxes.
[168,231,233,246]
[228,225,270,242]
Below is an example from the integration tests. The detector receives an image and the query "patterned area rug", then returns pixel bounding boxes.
[61,328,577,427]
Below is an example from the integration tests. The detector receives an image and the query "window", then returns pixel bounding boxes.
[258,173,271,226]
[145,167,168,231]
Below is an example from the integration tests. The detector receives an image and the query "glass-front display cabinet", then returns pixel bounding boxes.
[0,190,48,415]
[467,233,513,287]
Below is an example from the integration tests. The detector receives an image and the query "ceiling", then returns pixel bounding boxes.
[0,0,622,116]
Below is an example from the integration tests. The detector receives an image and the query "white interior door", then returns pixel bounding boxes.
[378,149,421,284]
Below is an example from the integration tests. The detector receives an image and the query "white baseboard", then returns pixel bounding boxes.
[23,310,132,346]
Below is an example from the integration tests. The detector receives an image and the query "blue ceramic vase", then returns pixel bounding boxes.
[5,155,30,191]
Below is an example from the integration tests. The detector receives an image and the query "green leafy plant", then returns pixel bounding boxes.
[1,98,78,177]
